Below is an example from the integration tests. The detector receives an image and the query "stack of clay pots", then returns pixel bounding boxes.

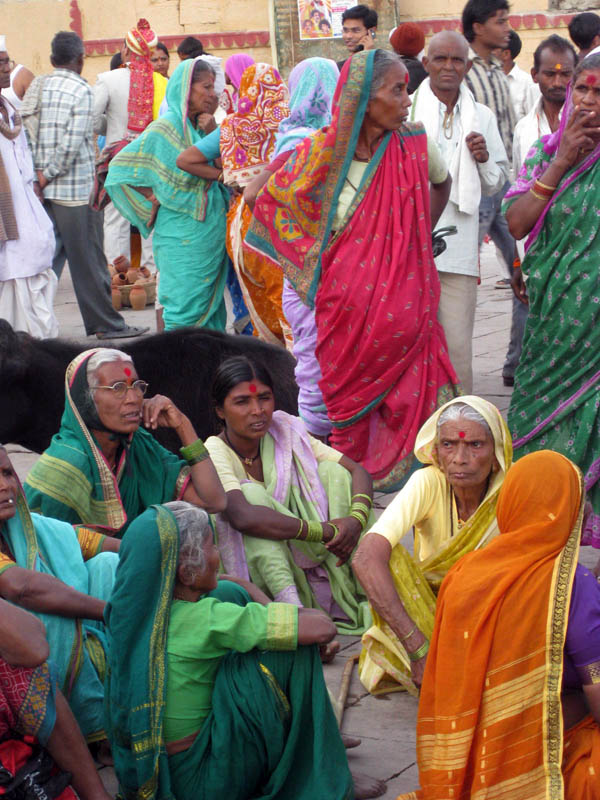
[108,256,155,311]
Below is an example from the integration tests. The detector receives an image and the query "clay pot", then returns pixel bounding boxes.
[129,284,147,311]
[126,268,139,285]
[139,266,152,279]
[111,288,123,311]
[113,255,130,274]
[112,272,127,286]
[134,277,147,285]
[108,263,116,277]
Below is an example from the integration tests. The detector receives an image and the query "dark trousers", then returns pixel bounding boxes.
[46,200,126,336]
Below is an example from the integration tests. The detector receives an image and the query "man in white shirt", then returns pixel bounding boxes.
[568,12,600,60]
[497,30,537,121]
[93,19,167,272]
[412,30,509,391]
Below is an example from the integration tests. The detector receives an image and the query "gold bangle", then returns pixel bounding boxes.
[535,179,557,192]
[529,188,547,202]
[400,625,417,642]
[408,641,430,662]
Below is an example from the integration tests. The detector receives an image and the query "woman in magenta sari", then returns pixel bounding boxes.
[246,50,457,490]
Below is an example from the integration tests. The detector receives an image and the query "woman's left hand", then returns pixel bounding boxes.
[142,395,186,430]
[324,517,362,566]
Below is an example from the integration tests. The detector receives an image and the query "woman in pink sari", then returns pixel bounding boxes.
[247,50,457,490]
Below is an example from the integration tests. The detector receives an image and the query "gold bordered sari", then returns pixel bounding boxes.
[359,396,512,695]
[398,450,589,799]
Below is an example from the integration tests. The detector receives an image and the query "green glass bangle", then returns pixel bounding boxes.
[294,518,304,540]
[306,520,324,543]
[408,641,430,662]
[352,493,373,507]
[350,502,370,520]
[350,511,368,531]
[180,438,209,464]
[400,625,417,642]
[186,453,210,466]
[328,523,340,544]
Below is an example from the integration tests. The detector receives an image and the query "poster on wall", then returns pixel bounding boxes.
[298,0,355,39]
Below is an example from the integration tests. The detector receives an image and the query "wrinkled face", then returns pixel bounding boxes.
[570,68,600,125]
[150,48,170,77]
[425,38,470,93]
[191,539,220,593]
[534,48,575,104]
[436,418,497,494]
[0,449,18,522]
[364,62,411,131]
[91,360,144,435]
[473,10,510,50]
[0,51,11,90]
[216,379,275,441]
[187,72,218,119]
[342,18,369,53]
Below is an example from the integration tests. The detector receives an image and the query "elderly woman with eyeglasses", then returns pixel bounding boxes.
[25,348,226,537]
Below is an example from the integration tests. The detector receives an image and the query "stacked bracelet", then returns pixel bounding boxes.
[534,178,556,196]
[305,521,324,543]
[400,625,417,642]
[529,188,548,202]
[295,518,305,539]
[349,493,372,532]
[179,438,209,466]
[327,523,340,544]
[408,641,430,662]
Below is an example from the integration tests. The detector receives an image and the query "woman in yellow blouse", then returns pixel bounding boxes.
[352,396,512,695]
[0,445,119,742]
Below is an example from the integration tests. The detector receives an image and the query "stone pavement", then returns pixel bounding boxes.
[5,244,518,797]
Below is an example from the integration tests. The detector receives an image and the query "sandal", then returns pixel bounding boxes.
[96,325,149,340]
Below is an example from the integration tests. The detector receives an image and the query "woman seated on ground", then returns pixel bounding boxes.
[353,397,512,695]
[399,450,600,799]
[25,348,226,536]
[0,600,111,800]
[0,445,118,743]
[205,356,372,637]
[105,501,384,800]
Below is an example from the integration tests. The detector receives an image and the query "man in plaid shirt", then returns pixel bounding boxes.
[35,31,146,339]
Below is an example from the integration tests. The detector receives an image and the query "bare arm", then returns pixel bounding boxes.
[430,174,452,230]
[325,455,373,565]
[223,489,308,540]
[176,145,221,180]
[100,536,120,553]
[0,599,49,667]
[13,66,34,102]
[0,567,105,621]
[352,532,429,687]
[243,168,271,211]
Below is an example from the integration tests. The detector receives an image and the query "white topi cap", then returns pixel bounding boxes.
[0,36,7,53]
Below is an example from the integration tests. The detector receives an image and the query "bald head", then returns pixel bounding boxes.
[427,30,469,59]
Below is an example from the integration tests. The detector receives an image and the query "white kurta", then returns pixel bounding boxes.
[0,104,58,337]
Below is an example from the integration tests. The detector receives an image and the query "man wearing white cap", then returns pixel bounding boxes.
[93,19,167,271]
[0,36,57,338]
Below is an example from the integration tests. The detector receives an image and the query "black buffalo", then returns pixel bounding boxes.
[0,321,298,454]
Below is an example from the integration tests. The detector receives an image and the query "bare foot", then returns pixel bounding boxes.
[319,640,340,664]
[342,734,361,749]
[352,771,386,799]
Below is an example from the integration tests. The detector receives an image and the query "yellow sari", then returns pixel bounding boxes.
[398,451,594,799]
[359,396,512,695]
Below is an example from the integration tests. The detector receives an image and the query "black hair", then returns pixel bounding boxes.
[319,19,332,30]
[155,42,169,56]
[191,59,215,82]
[461,0,510,43]
[341,4,378,30]
[177,36,205,58]
[310,8,322,18]
[573,51,600,82]
[211,356,274,410]
[506,29,521,59]
[50,31,84,66]
[109,51,122,70]
[533,34,577,72]
[568,12,600,51]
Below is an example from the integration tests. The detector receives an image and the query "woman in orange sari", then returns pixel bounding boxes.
[399,450,600,800]
[176,64,290,345]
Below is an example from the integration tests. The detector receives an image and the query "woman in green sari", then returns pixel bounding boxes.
[25,348,226,536]
[0,445,118,743]
[503,53,600,540]
[105,58,229,330]
[205,356,373,637]
[104,501,383,800]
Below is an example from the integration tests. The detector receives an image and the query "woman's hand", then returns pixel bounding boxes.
[410,652,427,689]
[196,113,217,134]
[324,517,362,566]
[403,628,429,689]
[142,395,186,431]
[511,266,528,305]
[556,107,600,167]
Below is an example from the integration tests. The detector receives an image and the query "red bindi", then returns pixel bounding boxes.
[248,383,257,393]
[124,367,132,377]
[458,431,466,438]
[404,72,409,85]
[586,73,597,85]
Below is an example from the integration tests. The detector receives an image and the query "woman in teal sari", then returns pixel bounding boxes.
[25,348,226,536]
[503,53,600,540]
[104,501,383,800]
[105,58,229,330]
[0,445,118,743]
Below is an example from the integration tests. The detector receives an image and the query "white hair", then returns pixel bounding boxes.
[436,402,492,439]
[86,349,133,388]
[164,501,213,573]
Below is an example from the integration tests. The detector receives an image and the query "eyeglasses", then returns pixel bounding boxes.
[93,380,149,398]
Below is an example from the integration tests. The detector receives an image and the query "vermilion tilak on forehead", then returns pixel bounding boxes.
[124,367,132,377]
[404,72,409,85]
[586,73,598,85]
[459,431,466,439]
[248,383,257,393]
